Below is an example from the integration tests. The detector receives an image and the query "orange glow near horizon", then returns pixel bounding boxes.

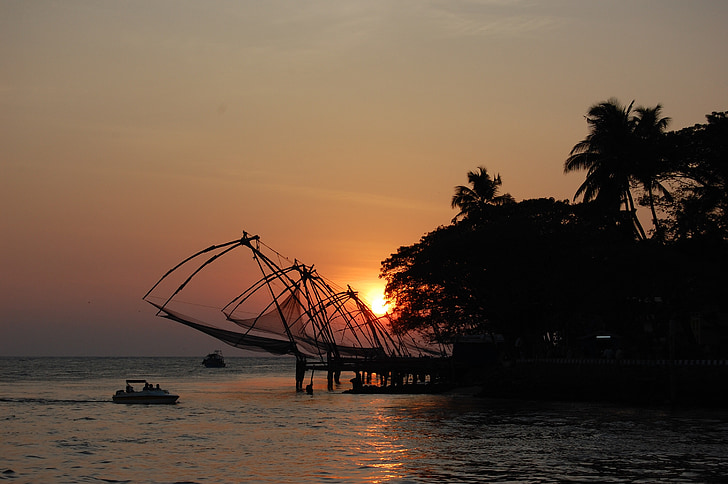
[366,286,391,316]
[3,1,726,357]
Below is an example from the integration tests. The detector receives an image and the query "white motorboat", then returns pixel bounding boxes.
[112,379,179,404]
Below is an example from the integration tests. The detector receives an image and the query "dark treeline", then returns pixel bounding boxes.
[381,100,728,360]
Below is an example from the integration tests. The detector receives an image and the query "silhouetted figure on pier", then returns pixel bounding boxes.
[350,372,363,392]
[295,357,306,392]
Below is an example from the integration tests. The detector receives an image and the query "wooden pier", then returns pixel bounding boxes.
[299,355,459,393]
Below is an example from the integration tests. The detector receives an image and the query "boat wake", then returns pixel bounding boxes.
[0,397,108,404]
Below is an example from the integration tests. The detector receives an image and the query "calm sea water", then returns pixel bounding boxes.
[1,357,727,483]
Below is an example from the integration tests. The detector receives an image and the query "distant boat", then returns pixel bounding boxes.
[112,379,179,404]
[202,350,226,368]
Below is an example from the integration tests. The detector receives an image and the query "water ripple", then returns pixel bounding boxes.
[2,358,727,483]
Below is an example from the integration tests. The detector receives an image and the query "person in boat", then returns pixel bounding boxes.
[126,384,133,393]
[156,384,161,391]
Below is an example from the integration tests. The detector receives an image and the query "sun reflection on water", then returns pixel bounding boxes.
[352,412,412,482]
[4,359,728,483]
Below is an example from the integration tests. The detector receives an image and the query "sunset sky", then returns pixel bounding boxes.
[2,0,727,356]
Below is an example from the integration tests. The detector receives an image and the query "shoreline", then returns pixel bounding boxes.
[470,358,728,408]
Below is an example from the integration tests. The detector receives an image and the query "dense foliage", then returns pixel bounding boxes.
[381,105,728,359]
[660,111,728,241]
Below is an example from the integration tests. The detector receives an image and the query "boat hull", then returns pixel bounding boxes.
[112,392,179,404]
[202,351,226,368]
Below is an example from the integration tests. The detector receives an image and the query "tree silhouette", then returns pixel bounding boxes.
[663,111,728,240]
[633,104,672,241]
[564,99,646,240]
[380,107,728,363]
[451,166,514,222]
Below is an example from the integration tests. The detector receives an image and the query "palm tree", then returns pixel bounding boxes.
[564,99,646,240]
[633,104,672,240]
[451,166,514,222]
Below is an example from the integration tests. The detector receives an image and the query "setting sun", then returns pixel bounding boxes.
[366,288,391,316]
